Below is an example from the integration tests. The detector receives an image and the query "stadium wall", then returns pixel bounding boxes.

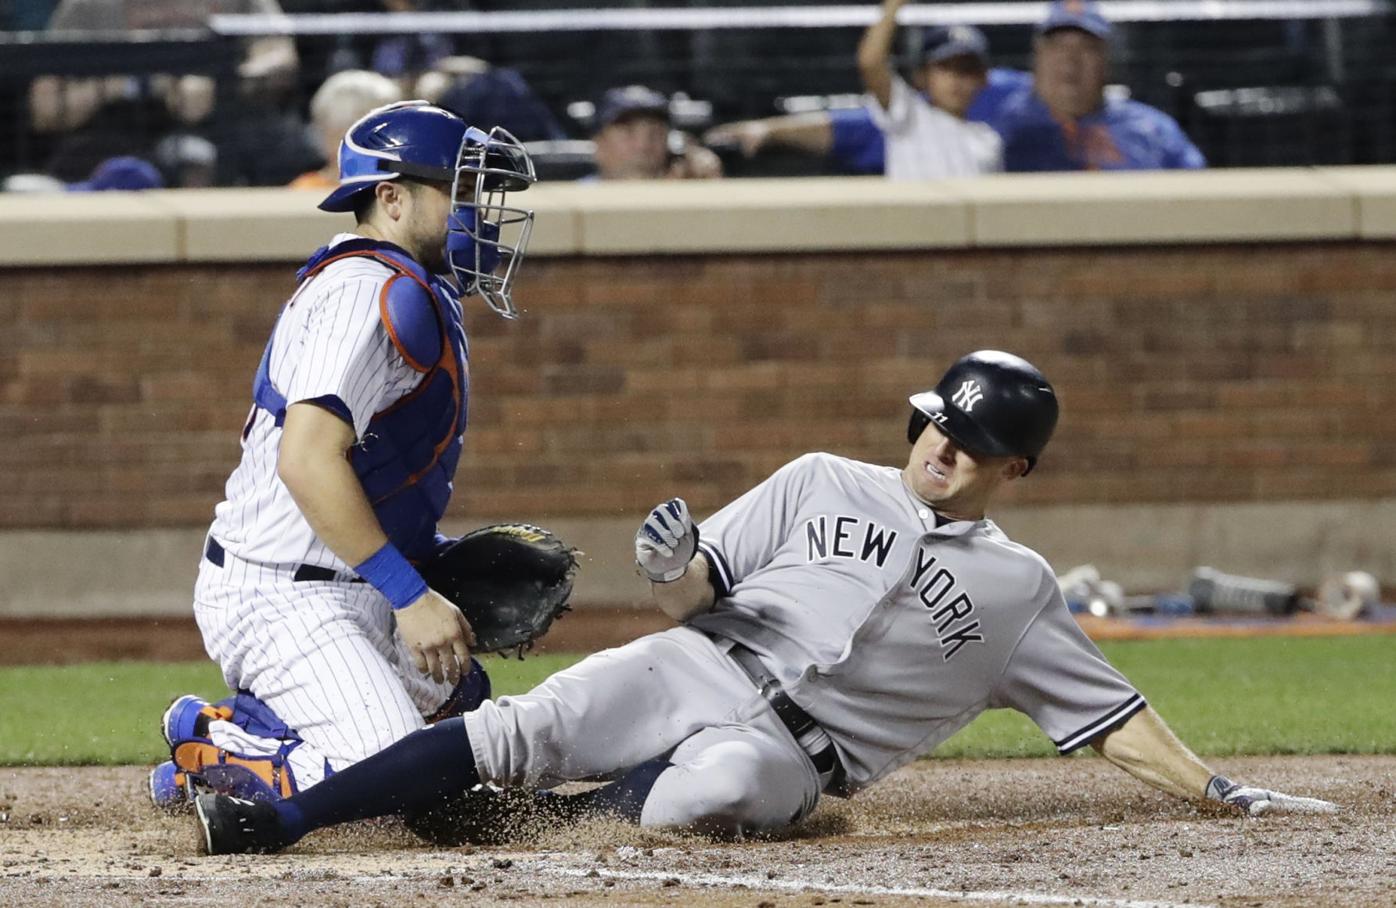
[2,170,1394,616]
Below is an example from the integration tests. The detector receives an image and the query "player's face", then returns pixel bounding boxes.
[404,180,455,272]
[594,115,671,180]
[903,422,1027,520]
[1033,28,1108,119]
[922,57,988,119]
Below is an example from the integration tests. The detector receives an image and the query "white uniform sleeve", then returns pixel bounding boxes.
[865,75,922,137]
[992,575,1145,753]
[696,454,816,596]
[280,276,409,439]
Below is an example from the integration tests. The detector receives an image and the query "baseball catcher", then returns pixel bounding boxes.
[193,351,1335,855]
[150,100,576,811]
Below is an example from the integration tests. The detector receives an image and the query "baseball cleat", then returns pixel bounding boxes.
[149,760,195,813]
[194,793,288,855]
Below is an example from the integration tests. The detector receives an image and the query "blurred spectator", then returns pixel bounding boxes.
[32,0,299,136]
[40,95,176,181]
[438,67,567,143]
[412,55,490,107]
[976,0,1206,170]
[27,0,307,185]
[4,0,60,29]
[153,133,219,187]
[705,112,839,164]
[317,0,461,93]
[7,153,167,193]
[68,154,164,190]
[857,0,1001,179]
[587,85,722,182]
[711,0,1204,176]
[289,69,402,189]
[3,174,65,192]
[369,0,454,81]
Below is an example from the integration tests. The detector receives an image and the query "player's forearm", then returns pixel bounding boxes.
[241,36,299,81]
[856,0,900,108]
[649,555,716,623]
[762,114,836,156]
[277,404,389,565]
[1091,706,1214,802]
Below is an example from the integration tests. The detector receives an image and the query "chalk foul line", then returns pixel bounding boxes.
[534,863,1211,908]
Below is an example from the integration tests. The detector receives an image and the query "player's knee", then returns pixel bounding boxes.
[658,771,772,837]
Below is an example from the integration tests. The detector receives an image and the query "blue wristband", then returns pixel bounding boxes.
[355,542,429,610]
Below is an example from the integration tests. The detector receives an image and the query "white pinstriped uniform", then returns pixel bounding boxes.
[194,233,454,788]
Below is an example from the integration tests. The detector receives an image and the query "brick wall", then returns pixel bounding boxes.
[3,242,1395,529]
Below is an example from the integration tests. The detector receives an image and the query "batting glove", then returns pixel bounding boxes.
[1206,774,1339,817]
[635,498,699,583]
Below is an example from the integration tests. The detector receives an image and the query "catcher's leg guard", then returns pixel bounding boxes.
[166,691,309,803]
[161,694,234,748]
[171,739,301,800]
[149,760,195,813]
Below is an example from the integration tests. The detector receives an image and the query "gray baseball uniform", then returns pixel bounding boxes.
[465,451,1142,831]
[690,452,1144,793]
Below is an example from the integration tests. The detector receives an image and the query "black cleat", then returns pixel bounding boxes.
[195,793,288,855]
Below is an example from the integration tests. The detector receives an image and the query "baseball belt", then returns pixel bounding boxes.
[204,537,366,584]
[725,641,845,790]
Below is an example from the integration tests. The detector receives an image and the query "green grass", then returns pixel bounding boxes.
[938,636,1396,759]
[0,655,575,766]
[1,637,1393,766]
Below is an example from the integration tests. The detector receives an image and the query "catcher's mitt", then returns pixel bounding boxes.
[419,524,579,655]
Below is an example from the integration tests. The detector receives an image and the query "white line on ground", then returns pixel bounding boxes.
[18,865,1215,908]
[537,864,1213,908]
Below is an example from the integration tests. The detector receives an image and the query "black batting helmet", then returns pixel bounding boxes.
[907,350,1059,475]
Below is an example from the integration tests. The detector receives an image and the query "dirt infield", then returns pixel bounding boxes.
[2,755,1392,907]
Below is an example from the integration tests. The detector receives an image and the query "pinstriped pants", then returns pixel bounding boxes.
[191,554,454,789]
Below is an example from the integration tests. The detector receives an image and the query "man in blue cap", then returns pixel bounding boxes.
[857,0,1002,179]
[972,0,1205,171]
[587,85,722,181]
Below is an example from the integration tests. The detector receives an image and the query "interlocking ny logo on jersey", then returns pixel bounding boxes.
[952,379,984,412]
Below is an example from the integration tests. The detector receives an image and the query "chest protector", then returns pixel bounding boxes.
[252,239,470,559]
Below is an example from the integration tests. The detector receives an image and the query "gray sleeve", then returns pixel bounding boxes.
[696,454,814,596]
[992,577,1145,753]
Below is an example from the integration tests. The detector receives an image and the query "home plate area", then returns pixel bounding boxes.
[2,755,1393,907]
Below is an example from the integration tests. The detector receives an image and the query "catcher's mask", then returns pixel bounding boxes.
[444,126,535,319]
[319,100,537,319]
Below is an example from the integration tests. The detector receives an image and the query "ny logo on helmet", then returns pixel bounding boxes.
[952,380,985,412]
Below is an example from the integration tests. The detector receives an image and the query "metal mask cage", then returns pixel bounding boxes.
[447,126,537,318]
